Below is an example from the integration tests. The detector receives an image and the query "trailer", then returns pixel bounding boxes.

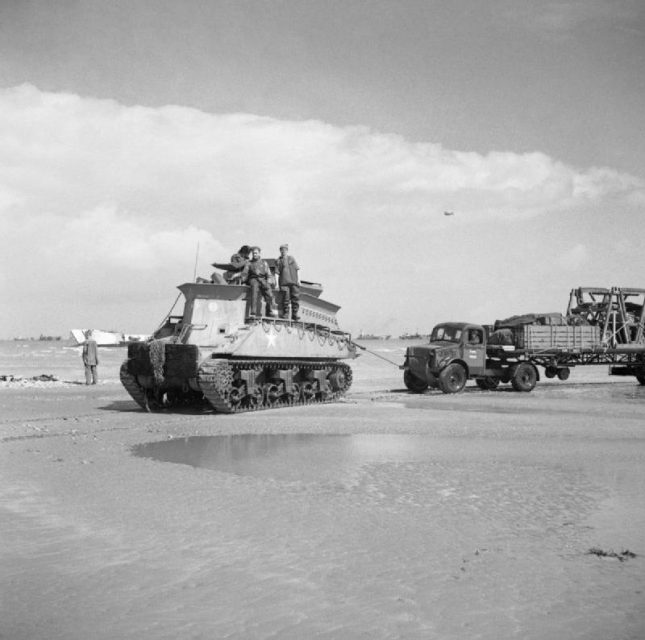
[401,287,645,394]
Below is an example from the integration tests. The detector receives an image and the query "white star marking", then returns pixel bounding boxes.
[265,331,277,348]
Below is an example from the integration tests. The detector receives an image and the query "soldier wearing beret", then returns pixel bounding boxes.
[240,246,278,317]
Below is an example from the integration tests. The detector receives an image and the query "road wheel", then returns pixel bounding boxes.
[283,382,300,405]
[244,386,264,409]
[476,376,500,390]
[439,363,467,394]
[228,385,244,406]
[301,381,316,401]
[328,369,346,391]
[557,367,571,381]
[511,363,537,392]
[544,365,557,378]
[404,369,429,392]
[264,383,282,405]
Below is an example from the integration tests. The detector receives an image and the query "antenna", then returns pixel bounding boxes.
[193,241,200,281]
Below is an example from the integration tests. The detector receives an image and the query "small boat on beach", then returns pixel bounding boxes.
[70,329,150,347]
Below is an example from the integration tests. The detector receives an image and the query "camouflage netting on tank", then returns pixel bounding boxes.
[149,339,166,385]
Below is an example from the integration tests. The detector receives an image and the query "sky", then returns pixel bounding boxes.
[1,0,644,338]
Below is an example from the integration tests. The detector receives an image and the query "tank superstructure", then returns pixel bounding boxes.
[120,280,357,413]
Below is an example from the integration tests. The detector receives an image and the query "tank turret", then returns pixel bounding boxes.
[120,280,357,413]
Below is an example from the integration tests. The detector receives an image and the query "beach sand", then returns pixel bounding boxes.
[1,350,644,639]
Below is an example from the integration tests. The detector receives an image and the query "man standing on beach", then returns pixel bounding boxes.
[82,330,99,385]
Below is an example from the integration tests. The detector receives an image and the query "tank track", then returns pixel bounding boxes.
[119,361,149,410]
[197,358,353,414]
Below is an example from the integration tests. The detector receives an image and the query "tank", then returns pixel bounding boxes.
[120,279,358,413]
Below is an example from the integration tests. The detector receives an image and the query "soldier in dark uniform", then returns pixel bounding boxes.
[241,246,278,317]
[82,330,99,385]
[211,245,251,284]
[275,243,300,321]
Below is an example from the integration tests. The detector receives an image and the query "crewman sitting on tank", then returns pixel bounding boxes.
[210,245,251,284]
[241,246,278,317]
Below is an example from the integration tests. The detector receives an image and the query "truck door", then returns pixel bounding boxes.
[464,328,486,375]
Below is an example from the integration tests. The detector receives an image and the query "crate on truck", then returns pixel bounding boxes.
[522,325,600,351]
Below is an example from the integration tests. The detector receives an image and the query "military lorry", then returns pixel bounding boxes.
[401,286,645,394]
[121,277,357,413]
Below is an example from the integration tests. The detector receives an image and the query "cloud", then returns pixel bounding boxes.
[3,204,223,299]
[1,84,642,228]
[56,206,218,271]
[0,84,644,336]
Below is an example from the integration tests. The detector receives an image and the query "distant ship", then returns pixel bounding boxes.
[70,329,150,347]
[356,332,391,340]
[399,332,427,340]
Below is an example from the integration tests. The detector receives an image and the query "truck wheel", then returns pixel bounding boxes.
[427,372,440,389]
[511,363,537,392]
[404,369,429,393]
[439,363,467,394]
[544,365,557,378]
[476,376,500,390]
[635,373,645,386]
[557,367,570,381]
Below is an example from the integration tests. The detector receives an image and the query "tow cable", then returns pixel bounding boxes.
[352,342,402,367]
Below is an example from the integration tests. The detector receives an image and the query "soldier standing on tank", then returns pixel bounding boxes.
[241,246,278,317]
[276,243,300,321]
[82,330,99,385]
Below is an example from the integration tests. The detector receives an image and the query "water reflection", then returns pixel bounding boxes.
[132,433,430,483]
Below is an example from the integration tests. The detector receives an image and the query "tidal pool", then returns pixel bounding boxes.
[132,433,441,484]
[131,432,645,543]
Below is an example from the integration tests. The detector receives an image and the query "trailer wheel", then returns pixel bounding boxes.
[544,366,557,379]
[476,376,500,390]
[404,370,429,393]
[636,373,645,386]
[511,363,537,392]
[557,367,570,381]
[439,363,467,394]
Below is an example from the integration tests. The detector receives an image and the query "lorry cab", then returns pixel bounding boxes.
[428,322,487,376]
[401,322,487,393]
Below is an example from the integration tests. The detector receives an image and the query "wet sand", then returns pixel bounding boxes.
[1,357,644,640]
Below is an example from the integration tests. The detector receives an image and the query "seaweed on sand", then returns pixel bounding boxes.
[586,547,637,562]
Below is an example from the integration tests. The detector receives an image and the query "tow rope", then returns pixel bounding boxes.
[352,342,401,367]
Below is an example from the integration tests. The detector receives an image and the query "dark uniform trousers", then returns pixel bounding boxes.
[249,277,276,316]
[281,284,300,318]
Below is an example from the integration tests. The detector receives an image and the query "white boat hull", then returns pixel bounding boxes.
[70,329,150,346]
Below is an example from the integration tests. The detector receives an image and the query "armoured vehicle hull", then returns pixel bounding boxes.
[120,282,357,413]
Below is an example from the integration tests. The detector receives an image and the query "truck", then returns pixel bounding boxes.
[401,286,645,394]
